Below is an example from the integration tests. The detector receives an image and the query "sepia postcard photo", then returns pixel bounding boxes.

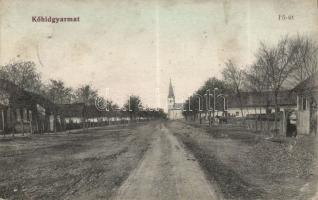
[0,0,318,199]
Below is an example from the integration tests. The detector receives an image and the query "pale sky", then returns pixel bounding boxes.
[0,0,317,110]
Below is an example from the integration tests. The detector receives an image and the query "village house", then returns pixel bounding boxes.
[293,72,318,135]
[84,105,129,126]
[58,103,131,130]
[226,90,297,117]
[58,103,86,130]
[0,79,60,134]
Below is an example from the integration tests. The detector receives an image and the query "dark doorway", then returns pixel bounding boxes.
[286,110,297,137]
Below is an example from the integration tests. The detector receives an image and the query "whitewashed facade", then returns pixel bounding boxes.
[167,80,184,120]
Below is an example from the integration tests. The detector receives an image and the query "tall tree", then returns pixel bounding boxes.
[0,61,42,93]
[45,79,74,104]
[222,60,245,117]
[182,77,230,123]
[95,96,119,112]
[255,36,302,132]
[244,63,270,113]
[123,95,143,121]
[289,35,318,85]
[74,84,98,105]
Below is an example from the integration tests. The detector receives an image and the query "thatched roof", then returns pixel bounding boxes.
[0,79,57,112]
[227,90,297,109]
[85,105,104,118]
[58,103,85,118]
[84,105,129,118]
[58,104,128,118]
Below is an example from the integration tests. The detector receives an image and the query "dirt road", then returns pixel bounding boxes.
[0,123,155,200]
[112,123,220,200]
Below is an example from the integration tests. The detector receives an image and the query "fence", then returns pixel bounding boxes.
[244,112,287,136]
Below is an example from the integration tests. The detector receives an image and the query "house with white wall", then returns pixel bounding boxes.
[293,73,318,135]
[226,90,297,117]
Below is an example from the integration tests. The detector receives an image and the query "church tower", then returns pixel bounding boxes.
[167,79,175,110]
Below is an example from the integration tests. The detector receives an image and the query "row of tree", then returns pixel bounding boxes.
[0,61,98,105]
[184,35,318,127]
[0,61,166,119]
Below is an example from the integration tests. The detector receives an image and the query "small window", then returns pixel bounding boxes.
[235,112,239,116]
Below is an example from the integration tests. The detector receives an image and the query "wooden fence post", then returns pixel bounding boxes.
[1,110,5,137]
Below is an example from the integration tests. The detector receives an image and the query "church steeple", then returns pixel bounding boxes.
[168,79,175,99]
[167,79,175,110]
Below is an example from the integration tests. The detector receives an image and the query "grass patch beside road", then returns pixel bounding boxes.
[180,136,265,199]
[169,121,318,200]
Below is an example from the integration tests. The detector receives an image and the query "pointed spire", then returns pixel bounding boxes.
[168,78,175,98]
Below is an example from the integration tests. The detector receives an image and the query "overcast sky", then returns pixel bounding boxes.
[0,0,317,109]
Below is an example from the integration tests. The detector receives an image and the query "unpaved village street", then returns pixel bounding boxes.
[112,123,220,200]
[0,121,221,200]
[1,120,318,199]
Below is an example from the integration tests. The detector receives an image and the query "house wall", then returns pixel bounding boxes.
[12,108,34,133]
[0,83,62,134]
[228,106,296,118]
[297,110,310,134]
[87,118,98,123]
[296,94,311,135]
[65,117,82,124]
[49,115,54,132]
[227,107,267,117]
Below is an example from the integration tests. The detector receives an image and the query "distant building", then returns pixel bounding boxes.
[167,79,184,120]
[227,90,297,117]
[293,72,318,135]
